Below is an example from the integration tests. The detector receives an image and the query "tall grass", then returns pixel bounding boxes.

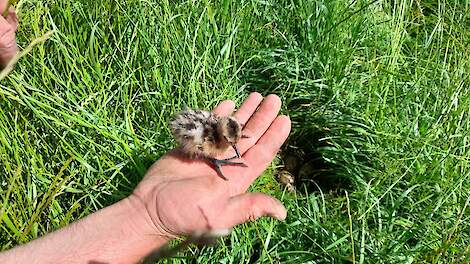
[1,0,469,263]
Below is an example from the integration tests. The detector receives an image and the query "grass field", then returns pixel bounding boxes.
[1,0,469,263]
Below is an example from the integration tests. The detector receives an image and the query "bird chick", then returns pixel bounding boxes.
[170,108,247,180]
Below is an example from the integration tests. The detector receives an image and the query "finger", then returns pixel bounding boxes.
[0,0,7,15]
[237,94,282,155]
[0,10,10,28]
[219,193,287,227]
[212,100,235,116]
[6,8,18,30]
[233,92,263,125]
[0,15,17,67]
[235,115,291,192]
[0,14,14,43]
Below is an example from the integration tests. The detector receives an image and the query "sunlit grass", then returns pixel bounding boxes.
[1,0,469,263]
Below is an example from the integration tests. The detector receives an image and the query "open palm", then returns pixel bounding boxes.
[132,93,291,237]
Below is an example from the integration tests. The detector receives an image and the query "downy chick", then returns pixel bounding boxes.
[170,108,247,180]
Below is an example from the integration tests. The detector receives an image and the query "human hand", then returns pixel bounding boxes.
[131,93,291,238]
[0,93,290,264]
[0,0,18,67]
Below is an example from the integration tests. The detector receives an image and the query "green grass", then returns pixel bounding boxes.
[1,0,469,263]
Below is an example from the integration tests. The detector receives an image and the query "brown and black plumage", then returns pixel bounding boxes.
[170,108,247,180]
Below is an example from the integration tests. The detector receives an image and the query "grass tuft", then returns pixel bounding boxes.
[1,0,469,263]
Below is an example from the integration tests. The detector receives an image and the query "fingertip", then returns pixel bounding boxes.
[0,1,6,14]
[271,196,287,220]
[234,92,264,124]
[264,115,291,142]
[221,100,236,109]
[213,100,235,116]
[277,115,292,134]
[265,94,282,108]
[263,196,287,221]
[277,205,287,220]
[255,193,287,220]
[278,114,290,121]
[248,92,263,101]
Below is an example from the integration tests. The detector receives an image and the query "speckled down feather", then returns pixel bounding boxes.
[170,108,242,158]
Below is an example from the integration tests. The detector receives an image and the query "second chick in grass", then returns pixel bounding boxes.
[170,108,248,180]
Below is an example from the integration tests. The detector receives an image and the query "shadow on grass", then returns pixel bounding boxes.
[240,60,353,195]
[280,133,352,195]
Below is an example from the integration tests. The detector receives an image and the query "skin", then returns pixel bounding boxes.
[0,93,291,264]
[0,0,18,67]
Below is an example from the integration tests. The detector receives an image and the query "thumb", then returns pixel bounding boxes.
[222,193,287,227]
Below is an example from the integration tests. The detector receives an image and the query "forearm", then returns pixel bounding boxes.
[0,196,169,264]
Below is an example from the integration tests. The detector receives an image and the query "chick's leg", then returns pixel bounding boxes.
[209,157,247,180]
[228,144,242,159]
[227,135,250,159]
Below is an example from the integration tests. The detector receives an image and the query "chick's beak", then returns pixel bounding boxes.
[232,144,241,158]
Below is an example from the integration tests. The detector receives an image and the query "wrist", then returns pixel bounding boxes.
[119,194,172,247]
[0,195,172,264]
[131,178,181,239]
